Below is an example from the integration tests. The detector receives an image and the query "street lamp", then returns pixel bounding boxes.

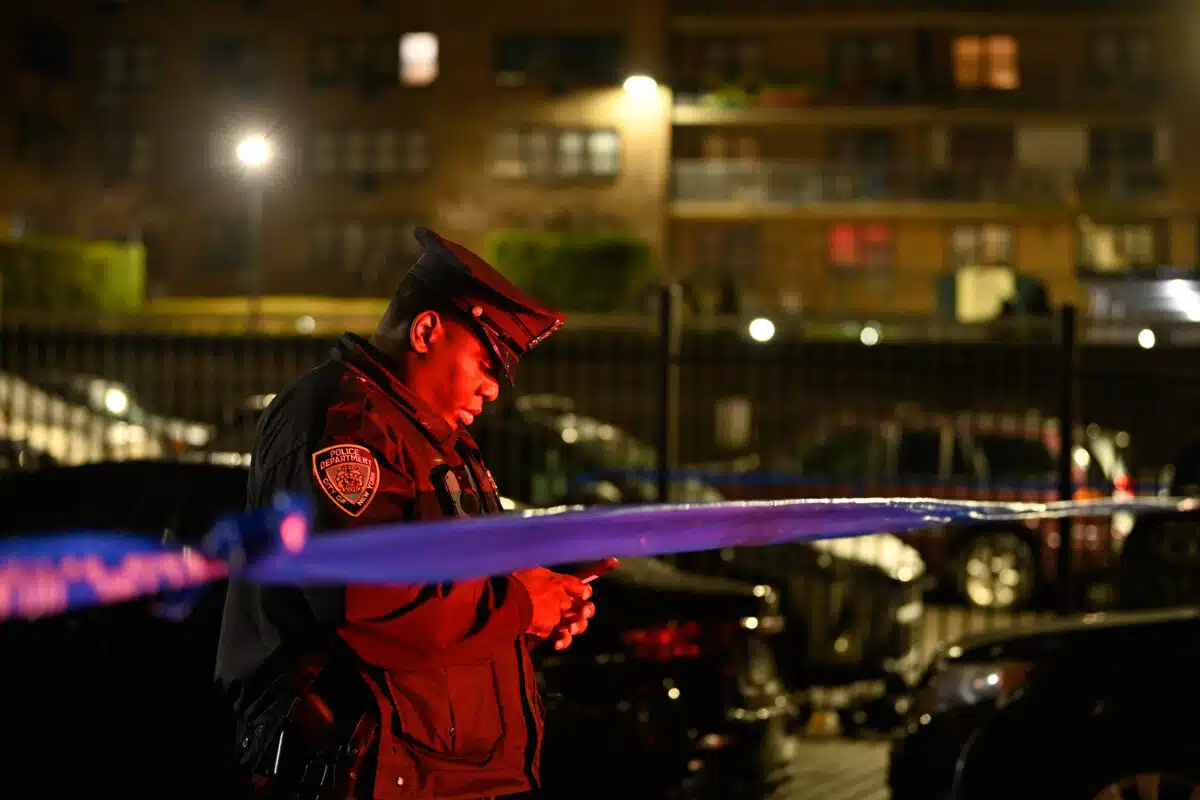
[236,133,272,332]
[623,74,659,101]
[236,134,272,169]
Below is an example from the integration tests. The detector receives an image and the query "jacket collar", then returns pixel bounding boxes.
[333,333,459,450]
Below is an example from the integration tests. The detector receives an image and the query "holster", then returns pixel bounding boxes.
[231,643,384,800]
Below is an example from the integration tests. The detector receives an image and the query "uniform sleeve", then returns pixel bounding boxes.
[309,436,534,669]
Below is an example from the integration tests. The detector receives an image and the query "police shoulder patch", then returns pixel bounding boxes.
[312,443,382,517]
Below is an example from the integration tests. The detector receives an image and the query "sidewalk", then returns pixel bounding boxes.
[767,737,890,800]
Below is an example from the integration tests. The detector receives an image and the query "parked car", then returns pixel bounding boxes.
[710,405,1134,610]
[29,371,214,452]
[471,397,928,697]
[538,554,794,799]
[0,461,793,799]
[888,607,1200,800]
[670,535,925,702]
[1120,438,1200,609]
[0,436,56,472]
[0,370,208,465]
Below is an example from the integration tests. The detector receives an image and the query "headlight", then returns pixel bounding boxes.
[916,661,1031,716]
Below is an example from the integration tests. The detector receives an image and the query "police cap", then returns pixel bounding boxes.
[407,226,566,384]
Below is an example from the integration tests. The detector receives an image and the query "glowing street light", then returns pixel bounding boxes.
[236,134,272,169]
[748,317,776,343]
[623,74,658,101]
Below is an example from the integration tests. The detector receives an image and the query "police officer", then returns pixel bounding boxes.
[215,227,599,800]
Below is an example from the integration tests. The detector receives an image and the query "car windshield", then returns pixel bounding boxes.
[554,415,658,470]
[33,373,156,425]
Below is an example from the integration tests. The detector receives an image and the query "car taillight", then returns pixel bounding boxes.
[620,616,783,661]
[1113,472,1133,496]
[621,621,706,660]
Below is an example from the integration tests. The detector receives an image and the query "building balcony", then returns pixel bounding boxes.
[670,159,1169,215]
[671,81,1166,125]
[671,0,1163,17]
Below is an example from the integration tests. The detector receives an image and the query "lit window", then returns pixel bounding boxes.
[557,131,584,177]
[953,37,982,86]
[953,35,1019,90]
[399,33,438,86]
[587,130,621,176]
[989,36,1019,90]
[951,224,1013,266]
[1080,223,1158,271]
[829,224,893,270]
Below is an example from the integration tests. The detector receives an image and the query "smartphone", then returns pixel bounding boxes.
[574,557,619,583]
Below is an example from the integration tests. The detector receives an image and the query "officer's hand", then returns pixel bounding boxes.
[514,567,592,641]
[549,596,596,651]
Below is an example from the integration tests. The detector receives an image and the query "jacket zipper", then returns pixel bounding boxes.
[514,640,541,789]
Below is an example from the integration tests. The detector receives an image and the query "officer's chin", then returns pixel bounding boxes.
[458,409,476,426]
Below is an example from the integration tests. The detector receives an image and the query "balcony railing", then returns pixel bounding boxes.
[672,0,1168,15]
[671,160,1169,207]
[671,81,1166,117]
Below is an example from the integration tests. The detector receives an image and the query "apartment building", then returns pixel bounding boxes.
[2,0,1195,316]
[666,0,1195,316]
[2,0,670,296]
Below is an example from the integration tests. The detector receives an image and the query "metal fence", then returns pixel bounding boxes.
[1,299,1197,703]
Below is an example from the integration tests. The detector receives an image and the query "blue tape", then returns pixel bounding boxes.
[0,495,1186,623]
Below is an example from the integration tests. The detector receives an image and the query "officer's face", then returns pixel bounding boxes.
[425,317,501,427]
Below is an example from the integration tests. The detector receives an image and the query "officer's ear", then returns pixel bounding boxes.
[408,310,444,354]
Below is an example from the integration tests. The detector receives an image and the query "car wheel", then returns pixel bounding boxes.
[1065,744,1200,800]
[1086,772,1200,799]
[956,529,1037,610]
[1119,513,1200,609]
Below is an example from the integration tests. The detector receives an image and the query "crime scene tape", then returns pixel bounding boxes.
[0,494,1190,623]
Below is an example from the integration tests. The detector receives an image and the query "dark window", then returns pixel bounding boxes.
[204,37,265,88]
[829,129,895,163]
[493,34,623,88]
[896,430,941,476]
[829,36,901,91]
[1089,128,1155,165]
[18,18,73,81]
[1089,32,1157,87]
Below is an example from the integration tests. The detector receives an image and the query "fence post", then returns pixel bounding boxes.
[1056,304,1078,615]
[657,283,683,504]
